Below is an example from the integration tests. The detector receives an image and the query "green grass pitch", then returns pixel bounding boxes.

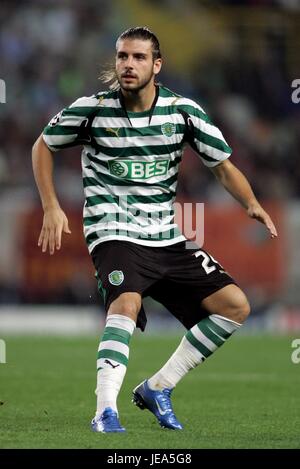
[0,334,299,448]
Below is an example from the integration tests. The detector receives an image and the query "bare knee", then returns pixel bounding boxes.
[223,290,251,324]
[108,292,141,322]
[202,284,250,324]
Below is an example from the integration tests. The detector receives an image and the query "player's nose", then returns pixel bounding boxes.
[124,55,134,67]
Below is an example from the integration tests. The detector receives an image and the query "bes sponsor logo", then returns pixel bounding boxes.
[108,159,169,179]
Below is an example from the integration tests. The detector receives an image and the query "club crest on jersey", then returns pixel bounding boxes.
[161,122,176,137]
[108,270,124,286]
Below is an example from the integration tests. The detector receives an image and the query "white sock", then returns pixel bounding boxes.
[148,314,241,390]
[95,314,135,416]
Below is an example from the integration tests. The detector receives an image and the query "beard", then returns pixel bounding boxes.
[117,69,154,93]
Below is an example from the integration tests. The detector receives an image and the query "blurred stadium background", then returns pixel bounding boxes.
[0,0,300,336]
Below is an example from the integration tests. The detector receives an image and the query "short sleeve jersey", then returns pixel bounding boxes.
[43,85,232,253]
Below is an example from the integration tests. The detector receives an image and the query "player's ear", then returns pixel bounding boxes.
[153,58,162,76]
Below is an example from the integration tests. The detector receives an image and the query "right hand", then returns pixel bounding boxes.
[38,207,71,255]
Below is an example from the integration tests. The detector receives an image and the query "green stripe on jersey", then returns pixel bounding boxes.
[86,226,179,245]
[92,123,186,139]
[194,128,232,154]
[85,192,174,207]
[90,142,182,158]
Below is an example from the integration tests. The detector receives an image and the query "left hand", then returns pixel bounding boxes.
[247,203,278,239]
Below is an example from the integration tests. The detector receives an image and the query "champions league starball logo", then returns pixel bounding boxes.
[49,110,63,127]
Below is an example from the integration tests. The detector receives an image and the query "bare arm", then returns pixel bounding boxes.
[211,159,277,238]
[32,135,71,254]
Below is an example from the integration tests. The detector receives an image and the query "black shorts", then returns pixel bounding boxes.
[91,240,236,331]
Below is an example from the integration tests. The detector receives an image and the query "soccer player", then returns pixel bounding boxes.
[32,27,277,433]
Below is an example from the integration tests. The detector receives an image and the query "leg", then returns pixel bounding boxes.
[90,240,161,432]
[148,285,250,390]
[107,291,142,321]
[147,284,249,388]
[135,285,250,430]
[132,244,248,430]
[92,292,141,433]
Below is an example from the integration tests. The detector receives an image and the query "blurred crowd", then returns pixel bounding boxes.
[0,0,299,306]
[1,0,300,203]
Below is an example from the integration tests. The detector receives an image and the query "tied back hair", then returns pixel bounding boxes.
[99,63,119,91]
[99,26,162,91]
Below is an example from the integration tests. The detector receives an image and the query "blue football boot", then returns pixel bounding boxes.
[132,380,183,430]
[91,407,125,433]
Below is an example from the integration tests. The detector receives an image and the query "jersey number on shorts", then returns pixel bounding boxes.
[194,250,221,274]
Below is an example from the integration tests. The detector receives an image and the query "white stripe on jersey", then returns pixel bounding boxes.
[93,133,184,148]
[92,113,186,129]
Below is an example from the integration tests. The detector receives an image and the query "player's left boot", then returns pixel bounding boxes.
[91,407,126,433]
[132,380,183,430]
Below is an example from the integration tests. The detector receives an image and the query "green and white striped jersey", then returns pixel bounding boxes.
[43,85,232,253]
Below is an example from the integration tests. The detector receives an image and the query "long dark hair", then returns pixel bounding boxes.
[99,26,162,90]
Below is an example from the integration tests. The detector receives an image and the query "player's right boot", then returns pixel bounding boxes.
[91,407,126,433]
[132,380,183,430]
